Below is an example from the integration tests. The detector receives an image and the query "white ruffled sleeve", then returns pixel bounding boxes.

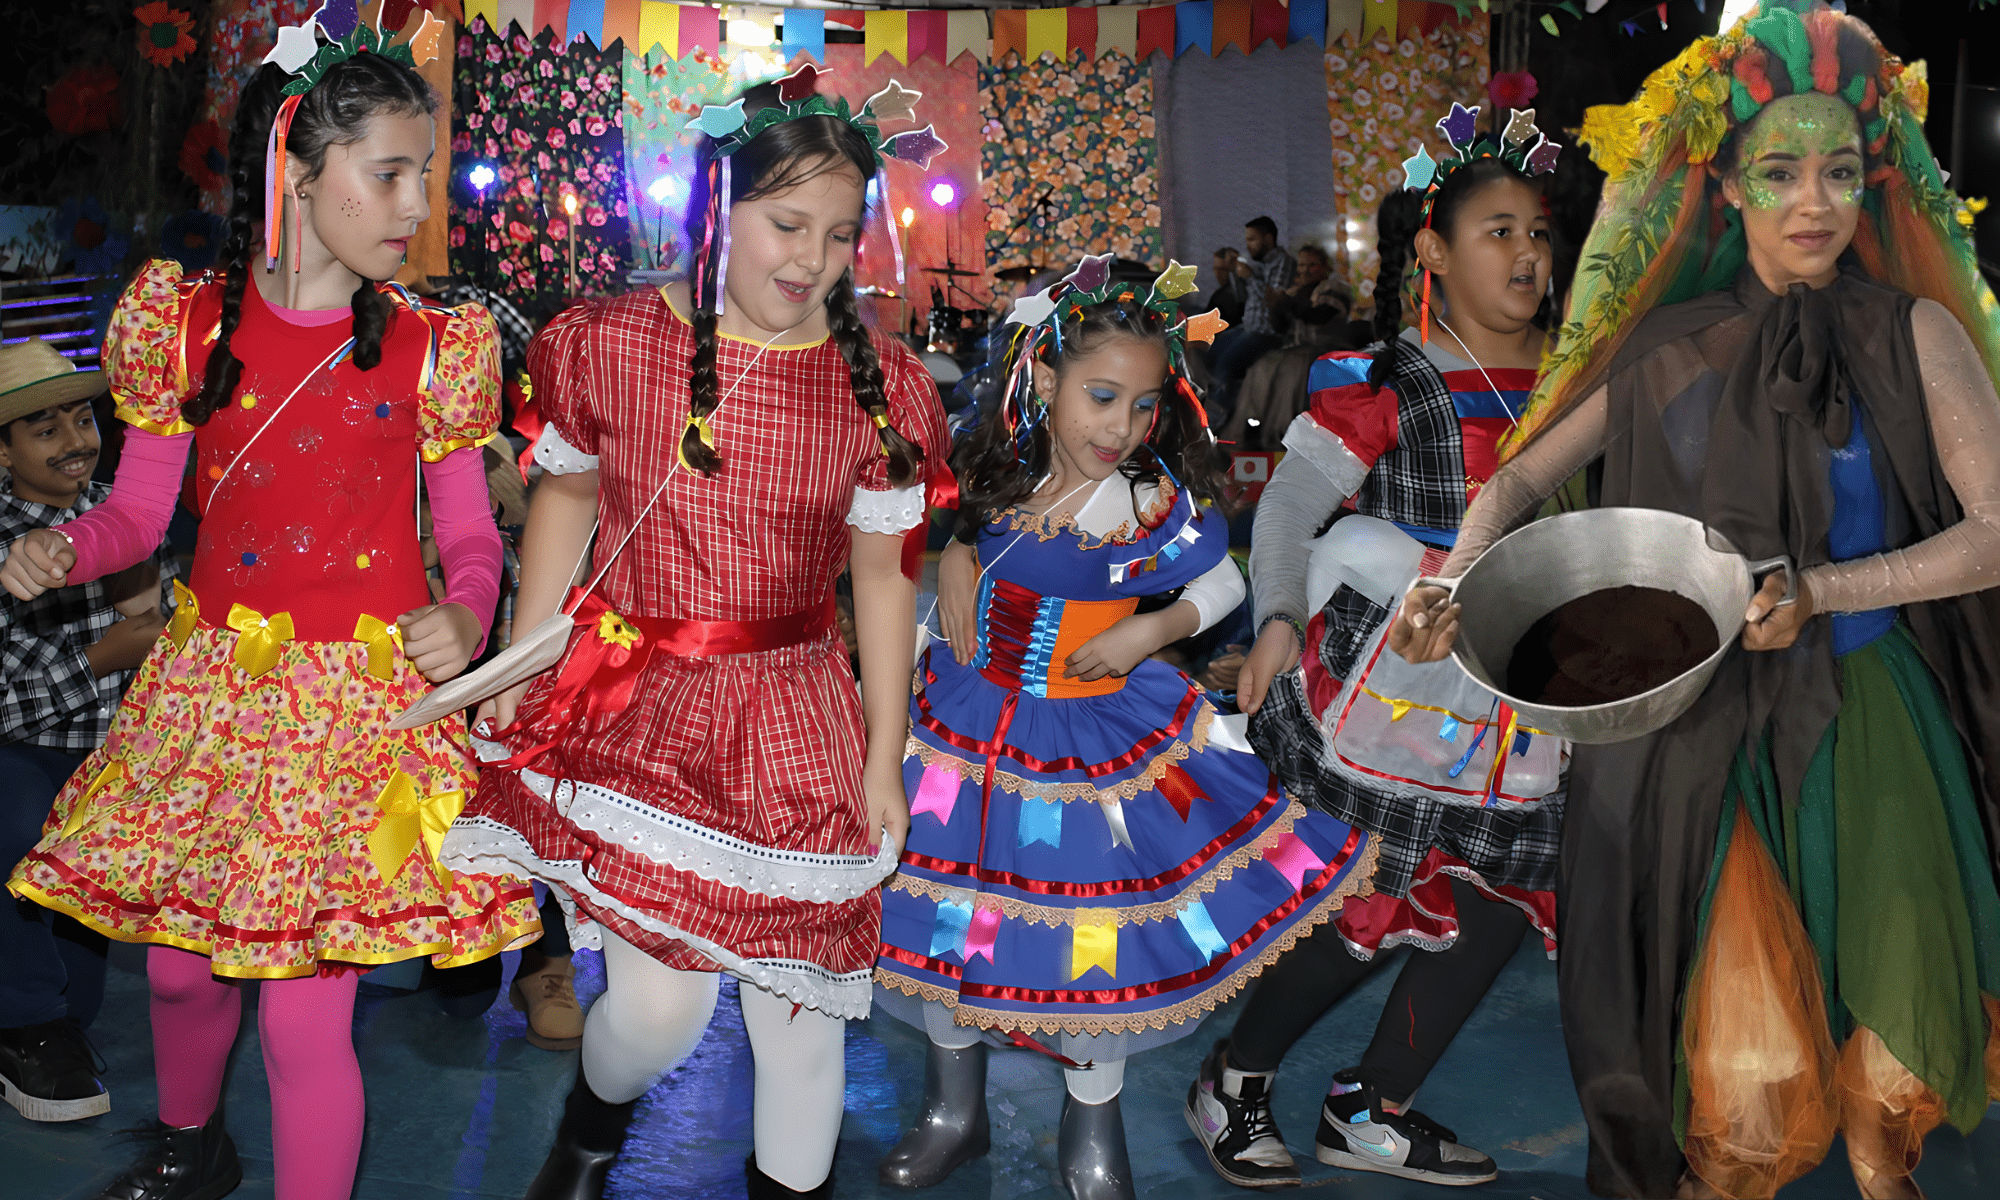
[845,483,927,534]
[531,422,599,475]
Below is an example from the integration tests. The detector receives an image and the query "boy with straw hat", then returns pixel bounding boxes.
[0,337,174,1123]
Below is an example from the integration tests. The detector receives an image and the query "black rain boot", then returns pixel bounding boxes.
[878,1040,989,1188]
[95,1108,242,1200]
[524,1070,638,1200]
[1059,1093,1136,1200]
[747,1153,834,1197]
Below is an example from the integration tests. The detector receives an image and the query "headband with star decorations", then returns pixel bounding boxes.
[682,65,948,318]
[1397,102,1561,343]
[259,0,445,271]
[996,255,1227,461]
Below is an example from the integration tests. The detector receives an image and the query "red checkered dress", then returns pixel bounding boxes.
[447,289,947,1016]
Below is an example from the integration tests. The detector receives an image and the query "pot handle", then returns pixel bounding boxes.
[1745,555,1797,609]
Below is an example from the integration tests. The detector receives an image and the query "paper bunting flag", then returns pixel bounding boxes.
[685,97,746,139]
[883,125,948,169]
[866,80,922,124]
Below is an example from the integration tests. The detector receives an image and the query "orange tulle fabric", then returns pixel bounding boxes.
[1838,1025,1945,1199]
[1681,805,1841,1198]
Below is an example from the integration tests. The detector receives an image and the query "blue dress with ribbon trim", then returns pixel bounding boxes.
[874,485,1377,1052]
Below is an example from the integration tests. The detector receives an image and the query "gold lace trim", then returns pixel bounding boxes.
[874,836,1380,1037]
[903,702,1217,805]
[887,802,1314,929]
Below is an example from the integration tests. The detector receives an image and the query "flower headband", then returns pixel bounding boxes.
[260,0,445,270]
[998,254,1228,453]
[681,64,948,320]
[1398,102,1561,343]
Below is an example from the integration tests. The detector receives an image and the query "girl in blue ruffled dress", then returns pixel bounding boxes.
[872,260,1377,1200]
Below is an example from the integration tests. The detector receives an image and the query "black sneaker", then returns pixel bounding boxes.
[1183,1039,1301,1189]
[1313,1068,1497,1186]
[0,1017,109,1121]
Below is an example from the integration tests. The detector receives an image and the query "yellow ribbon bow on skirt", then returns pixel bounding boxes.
[225,603,295,678]
[366,772,469,890]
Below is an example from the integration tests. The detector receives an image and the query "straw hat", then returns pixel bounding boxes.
[0,338,107,428]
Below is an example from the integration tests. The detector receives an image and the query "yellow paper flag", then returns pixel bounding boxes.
[638,0,679,58]
[866,9,908,65]
[1024,9,1067,64]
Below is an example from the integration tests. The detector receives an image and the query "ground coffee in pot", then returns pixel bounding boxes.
[1505,586,1720,707]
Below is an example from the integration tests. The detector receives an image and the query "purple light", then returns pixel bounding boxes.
[928,180,956,209]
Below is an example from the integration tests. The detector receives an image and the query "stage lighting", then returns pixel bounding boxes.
[466,163,496,194]
[563,193,579,216]
[647,177,675,204]
[928,180,956,208]
[899,206,916,228]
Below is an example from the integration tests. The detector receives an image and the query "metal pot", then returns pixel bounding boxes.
[1426,508,1792,745]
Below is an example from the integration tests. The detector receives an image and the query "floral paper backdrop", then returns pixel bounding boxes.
[621,46,737,272]
[449,18,631,313]
[1325,22,1489,298]
[979,51,1162,277]
[194,0,317,213]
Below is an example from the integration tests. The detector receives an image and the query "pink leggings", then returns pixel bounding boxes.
[148,947,364,1200]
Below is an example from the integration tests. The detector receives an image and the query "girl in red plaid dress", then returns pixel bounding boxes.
[442,75,948,1199]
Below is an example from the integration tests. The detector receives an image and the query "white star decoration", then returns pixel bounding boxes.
[1006,288,1058,327]
[264,23,320,73]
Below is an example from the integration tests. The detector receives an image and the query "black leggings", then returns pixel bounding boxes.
[1228,876,1530,1102]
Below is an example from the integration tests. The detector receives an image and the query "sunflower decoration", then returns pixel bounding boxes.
[135,2,197,68]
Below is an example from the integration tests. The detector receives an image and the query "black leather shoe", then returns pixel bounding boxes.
[524,1071,637,1200]
[747,1153,834,1198]
[95,1110,242,1200]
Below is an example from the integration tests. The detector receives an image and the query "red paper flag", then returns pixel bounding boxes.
[1135,4,1176,58]
[1067,5,1097,58]
[533,0,566,42]
[825,9,864,30]
[1249,0,1288,50]
[908,9,947,62]
[679,3,718,55]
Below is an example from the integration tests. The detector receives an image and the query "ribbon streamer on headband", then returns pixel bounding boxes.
[715,156,733,317]
[264,94,303,270]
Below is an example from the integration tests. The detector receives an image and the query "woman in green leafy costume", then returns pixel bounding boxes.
[1389,3,2000,1197]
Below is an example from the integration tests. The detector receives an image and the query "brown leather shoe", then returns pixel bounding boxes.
[511,957,585,1050]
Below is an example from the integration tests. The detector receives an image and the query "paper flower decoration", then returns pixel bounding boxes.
[1182,309,1229,345]
[776,63,829,104]
[1502,108,1540,148]
[1488,71,1539,112]
[1007,288,1058,327]
[1064,253,1114,293]
[265,22,321,72]
[59,197,129,275]
[45,64,121,136]
[135,3,197,68]
[1437,102,1480,147]
[1152,260,1198,300]
[178,120,227,192]
[1401,145,1438,191]
[866,80,922,125]
[407,11,444,65]
[686,99,747,139]
[883,126,947,170]
[311,0,361,41]
[380,0,421,33]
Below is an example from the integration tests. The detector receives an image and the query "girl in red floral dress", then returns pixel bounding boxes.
[1,23,538,1200]
[440,72,950,1199]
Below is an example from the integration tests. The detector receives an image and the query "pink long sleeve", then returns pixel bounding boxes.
[61,428,192,583]
[423,445,503,654]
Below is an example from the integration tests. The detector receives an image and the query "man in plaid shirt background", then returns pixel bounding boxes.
[1207,214,1297,428]
[0,340,176,1124]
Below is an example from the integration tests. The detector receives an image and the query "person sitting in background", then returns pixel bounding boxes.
[1202,247,1247,331]
[1206,216,1296,426]
[1219,246,1357,450]
[0,340,175,1124]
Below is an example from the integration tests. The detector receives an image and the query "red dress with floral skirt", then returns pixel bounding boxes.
[444,290,948,1017]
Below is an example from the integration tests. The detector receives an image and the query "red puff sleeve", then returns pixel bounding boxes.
[525,300,601,456]
[855,330,950,498]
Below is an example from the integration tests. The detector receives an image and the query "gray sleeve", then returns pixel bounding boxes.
[1249,448,1353,629]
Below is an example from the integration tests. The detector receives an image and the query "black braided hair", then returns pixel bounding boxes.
[954,283,1230,541]
[681,83,923,484]
[186,54,435,424]
[1367,154,1530,387]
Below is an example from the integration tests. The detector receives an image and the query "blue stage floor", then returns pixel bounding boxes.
[7,936,1997,1199]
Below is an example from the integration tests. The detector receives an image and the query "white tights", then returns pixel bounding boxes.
[581,931,848,1191]
[920,1001,1125,1103]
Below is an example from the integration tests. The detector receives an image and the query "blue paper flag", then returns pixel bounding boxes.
[929,898,973,959]
[1178,900,1229,960]
[1175,1,1212,57]
[780,9,826,63]
[1019,798,1063,849]
[566,0,606,48]
[1288,0,1327,47]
